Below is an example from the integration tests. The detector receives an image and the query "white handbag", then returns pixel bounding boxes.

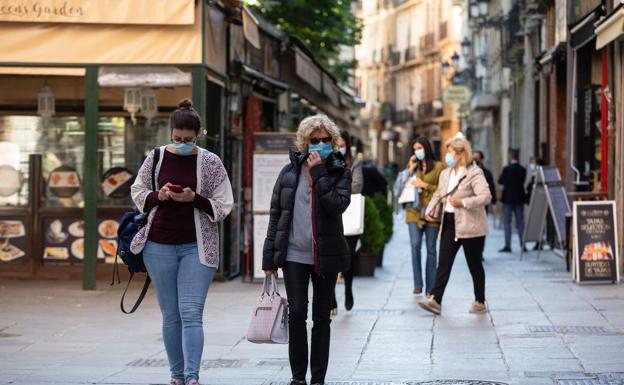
[343,193,365,236]
[246,274,289,344]
[397,176,416,204]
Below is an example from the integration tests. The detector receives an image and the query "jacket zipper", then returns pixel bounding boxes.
[310,183,320,274]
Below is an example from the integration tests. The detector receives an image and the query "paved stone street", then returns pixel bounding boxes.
[1,217,623,385]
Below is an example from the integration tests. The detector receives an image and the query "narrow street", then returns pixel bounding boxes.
[1,217,623,385]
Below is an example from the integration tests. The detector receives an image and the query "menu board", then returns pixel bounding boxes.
[0,218,28,263]
[42,217,119,265]
[252,153,289,213]
[573,201,620,283]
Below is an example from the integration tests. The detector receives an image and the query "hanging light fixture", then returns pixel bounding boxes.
[469,0,480,19]
[37,85,55,128]
[441,60,450,76]
[478,0,489,18]
[123,87,142,124]
[451,51,460,69]
[461,37,472,59]
[141,88,158,126]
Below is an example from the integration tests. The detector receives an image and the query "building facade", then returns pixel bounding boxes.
[355,0,463,167]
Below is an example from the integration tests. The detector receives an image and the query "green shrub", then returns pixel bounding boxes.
[360,197,385,254]
[372,193,393,244]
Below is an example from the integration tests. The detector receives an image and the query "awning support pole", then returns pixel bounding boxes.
[192,66,208,150]
[83,65,99,290]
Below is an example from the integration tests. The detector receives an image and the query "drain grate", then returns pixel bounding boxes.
[256,359,289,367]
[524,371,589,379]
[528,325,616,335]
[557,380,611,385]
[267,382,401,385]
[127,358,246,368]
[407,381,509,385]
[348,309,406,316]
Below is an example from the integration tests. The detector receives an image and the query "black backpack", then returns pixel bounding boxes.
[112,147,160,314]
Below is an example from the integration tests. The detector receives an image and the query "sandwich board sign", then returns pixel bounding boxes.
[522,166,571,258]
[572,201,620,283]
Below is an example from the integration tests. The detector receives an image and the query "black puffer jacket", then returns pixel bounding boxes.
[262,149,352,273]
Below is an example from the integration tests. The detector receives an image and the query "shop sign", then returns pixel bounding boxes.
[569,0,602,26]
[572,201,620,283]
[295,48,322,93]
[442,85,471,104]
[0,0,194,25]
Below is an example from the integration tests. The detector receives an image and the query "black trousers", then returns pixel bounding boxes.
[331,235,359,308]
[430,213,486,305]
[283,261,338,384]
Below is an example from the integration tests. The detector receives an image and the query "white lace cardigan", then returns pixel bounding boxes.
[130,146,234,268]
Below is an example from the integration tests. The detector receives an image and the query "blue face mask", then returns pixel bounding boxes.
[445,152,456,168]
[415,149,426,161]
[339,147,347,156]
[172,142,196,155]
[308,143,333,160]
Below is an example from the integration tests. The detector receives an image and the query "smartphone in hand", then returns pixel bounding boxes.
[169,184,184,193]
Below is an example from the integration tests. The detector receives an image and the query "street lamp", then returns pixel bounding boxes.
[478,0,489,17]
[451,52,460,69]
[469,0,480,19]
[441,60,450,76]
[37,85,55,128]
[123,87,142,125]
[461,37,472,59]
[141,88,158,126]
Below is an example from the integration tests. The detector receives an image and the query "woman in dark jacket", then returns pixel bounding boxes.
[263,114,352,385]
[331,130,363,315]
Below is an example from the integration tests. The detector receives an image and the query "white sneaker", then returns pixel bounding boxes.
[418,295,441,315]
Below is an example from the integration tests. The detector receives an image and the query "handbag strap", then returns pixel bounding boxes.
[120,273,151,314]
[440,175,467,200]
[151,147,160,192]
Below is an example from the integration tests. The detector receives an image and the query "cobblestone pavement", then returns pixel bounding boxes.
[1,216,623,385]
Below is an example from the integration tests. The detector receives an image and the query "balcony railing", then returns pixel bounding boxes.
[393,109,414,124]
[405,46,418,62]
[390,50,401,66]
[417,100,444,120]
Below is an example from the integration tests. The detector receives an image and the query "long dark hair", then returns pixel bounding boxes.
[411,136,436,174]
[340,131,353,166]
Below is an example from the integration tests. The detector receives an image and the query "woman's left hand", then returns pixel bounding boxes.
[307,151,322,168]
[448,197,463,208]
[169,187,196,202]
[412,177,428,189]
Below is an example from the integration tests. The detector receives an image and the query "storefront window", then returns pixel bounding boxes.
[97,117,170,207]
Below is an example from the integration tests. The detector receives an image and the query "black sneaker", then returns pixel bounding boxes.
[498,247,512,253]
[289,381,307,385]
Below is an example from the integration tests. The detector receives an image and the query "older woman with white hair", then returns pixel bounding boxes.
[262,115,352,385]
[418,134,491,316]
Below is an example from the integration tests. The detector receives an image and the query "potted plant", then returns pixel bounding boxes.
[372,193,393,266]
[354,197,384,276]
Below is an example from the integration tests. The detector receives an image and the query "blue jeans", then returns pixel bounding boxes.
[408,222,439,293]
[143,241,217,383]
[503,203,525,249]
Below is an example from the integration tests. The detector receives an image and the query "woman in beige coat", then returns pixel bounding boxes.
[418,134,491,315]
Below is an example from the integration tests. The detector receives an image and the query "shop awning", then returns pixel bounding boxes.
[470,94,499,110]
[234,62,288,91]
[0,2,202,64]
[0,0,194,25]
[98,67,191,87]
[0,67,85,76]
[595,5,624,49]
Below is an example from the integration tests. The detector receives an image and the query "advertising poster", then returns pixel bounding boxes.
[252,153,289,213]
[0,219,28,263]
[42,217,119,265]
[573,201,620,283]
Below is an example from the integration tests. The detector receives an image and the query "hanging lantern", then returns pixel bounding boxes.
[37,85,55,128]
[123,87,142,124]
[141,88,158,126]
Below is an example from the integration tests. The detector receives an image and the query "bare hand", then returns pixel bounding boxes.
[158,183,172,201]
[307,151,322,168]
[408,155,417,172]
[169,187,196,202]
[425,214,435,222]
[448,197,463,208]
[412,177,428,189]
